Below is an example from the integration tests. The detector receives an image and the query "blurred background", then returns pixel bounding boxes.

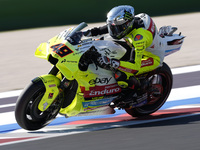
[0,0,200,32]
[0,0,199,93]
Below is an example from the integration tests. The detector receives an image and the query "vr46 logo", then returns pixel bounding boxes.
[89,77,112,85]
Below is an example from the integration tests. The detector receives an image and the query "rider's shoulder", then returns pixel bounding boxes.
[135,13,151,20]
[135,13,154,29]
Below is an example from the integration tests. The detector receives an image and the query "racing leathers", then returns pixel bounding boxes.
[87,13,164,78]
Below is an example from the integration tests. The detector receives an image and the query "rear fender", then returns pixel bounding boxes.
[32,74,61,111]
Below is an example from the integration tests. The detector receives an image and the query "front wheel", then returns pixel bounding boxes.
[125,62,173,117]
[15,80,61,130]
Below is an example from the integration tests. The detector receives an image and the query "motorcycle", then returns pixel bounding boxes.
[15,22,185,130]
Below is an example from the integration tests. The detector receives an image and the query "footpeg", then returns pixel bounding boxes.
[129,93,148,108]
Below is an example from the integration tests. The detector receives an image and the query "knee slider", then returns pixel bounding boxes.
[114,70,127,81]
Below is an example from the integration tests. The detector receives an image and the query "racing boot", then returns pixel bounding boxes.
[136,78,149,96]
[127,78,149,108]
[109,76,140,108]
[109,88,137,108]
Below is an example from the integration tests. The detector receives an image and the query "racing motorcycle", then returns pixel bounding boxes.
[15,22,185,130]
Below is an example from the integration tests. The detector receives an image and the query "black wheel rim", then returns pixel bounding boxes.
[24,87,60,126]
[136,72,171,114]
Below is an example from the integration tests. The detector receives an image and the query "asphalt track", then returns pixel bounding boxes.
[3,115,200,150]
[0,12,200,150]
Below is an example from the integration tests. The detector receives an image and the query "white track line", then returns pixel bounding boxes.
[0,103,15,109]
[0,90,22,99]
[171,64,200,75]
[167,85,200,101]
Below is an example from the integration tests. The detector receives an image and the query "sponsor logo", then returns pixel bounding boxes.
[43,102,49,110]
[89,87,120,97]
[118,66,138,74]
[100,48,111,56]
[61,59,78,63]
[82,98,114,108]
[48,93,54,99]
[81,83,121,98]
[82,97,115,110]
[124,10,133,21]
[141,58,154,67]
[147,18,156,37]
[49,84,56,88]
[89,77,112,85]
[134,34,143,41]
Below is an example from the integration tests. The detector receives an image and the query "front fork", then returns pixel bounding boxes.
[34,66,69,112]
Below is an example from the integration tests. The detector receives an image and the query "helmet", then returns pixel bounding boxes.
[107,5,135,39]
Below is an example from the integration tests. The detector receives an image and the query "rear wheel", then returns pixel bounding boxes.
[15,80,62,130]
[125,62,173,117]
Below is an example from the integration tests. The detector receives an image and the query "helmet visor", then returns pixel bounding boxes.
[107,21,129,39]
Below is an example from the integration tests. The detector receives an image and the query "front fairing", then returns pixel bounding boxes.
[35,27,74,60]
[51,42,82,80]
[35,25,89,80]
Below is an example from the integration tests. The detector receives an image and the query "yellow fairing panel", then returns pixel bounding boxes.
[38,74,61,111]
[35,27,74,59]
[35,42,49,60]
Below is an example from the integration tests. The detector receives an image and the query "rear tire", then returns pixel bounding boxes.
[15,80,61,130]
[125,62,173,117]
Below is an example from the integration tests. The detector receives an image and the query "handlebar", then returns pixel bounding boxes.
[68,22,88,37]
[67,22,88,45]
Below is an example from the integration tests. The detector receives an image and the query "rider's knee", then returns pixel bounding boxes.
[114,70,127,81]
[114,70,139,89]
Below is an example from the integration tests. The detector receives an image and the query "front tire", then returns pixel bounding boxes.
[125,62,173,117]
[15,80,61,130]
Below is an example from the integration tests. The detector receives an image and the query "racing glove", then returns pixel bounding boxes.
[97,56,120,71]
[83,30,92,37]
[159,26,177,37]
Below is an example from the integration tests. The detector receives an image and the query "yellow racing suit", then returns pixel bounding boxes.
[88,13,165,85]
[118,13,164,78]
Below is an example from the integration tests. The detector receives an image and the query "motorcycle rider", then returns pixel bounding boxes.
[82,5,174,107]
